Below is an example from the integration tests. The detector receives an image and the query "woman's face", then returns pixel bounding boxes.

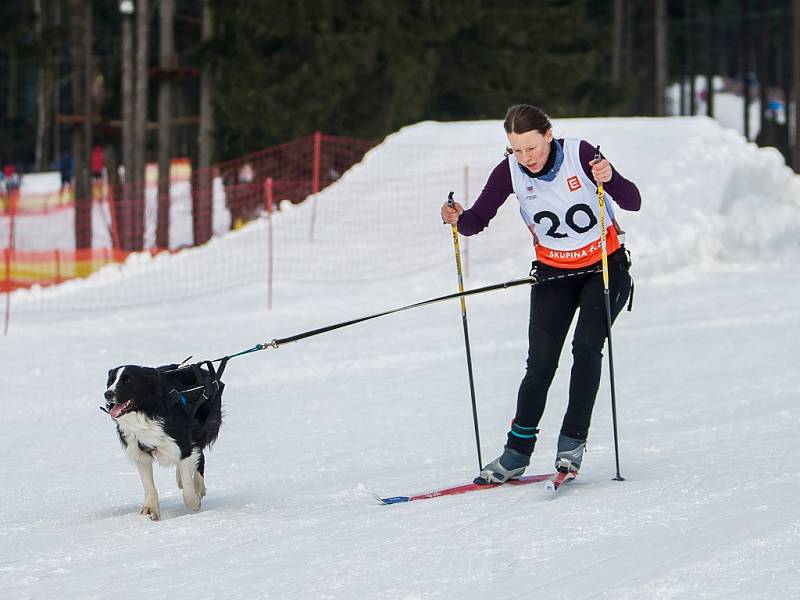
[507,128,553,173]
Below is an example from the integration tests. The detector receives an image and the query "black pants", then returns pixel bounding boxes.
[506,249,632,455]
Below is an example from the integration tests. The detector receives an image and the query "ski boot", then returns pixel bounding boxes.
[474,447,530,484]
[554,433,586,474]
[545,434,585,492]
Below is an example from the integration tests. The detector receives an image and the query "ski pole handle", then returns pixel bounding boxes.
[442,191,457,224]
[594,145,603,190]
[595,145,604,206]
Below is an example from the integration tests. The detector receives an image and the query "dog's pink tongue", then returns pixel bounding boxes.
[109,402,126,418]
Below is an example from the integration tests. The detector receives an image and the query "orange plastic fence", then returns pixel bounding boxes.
[0,248,172,292]
[1,132,377,293]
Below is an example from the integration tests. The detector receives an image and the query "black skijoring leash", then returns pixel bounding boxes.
[101,272,548,417]
[101,259,633,417]
[214,257,632,360]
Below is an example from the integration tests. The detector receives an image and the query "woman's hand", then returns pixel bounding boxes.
[441,201,464,225]
[589,158,613,184]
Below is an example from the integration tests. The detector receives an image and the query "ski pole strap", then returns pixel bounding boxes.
[624,248,634,312]
[627,279,635,312]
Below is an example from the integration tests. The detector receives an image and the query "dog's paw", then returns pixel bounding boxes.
[194,473,206,498]
[140,504,161,521]
[183,492,202,512]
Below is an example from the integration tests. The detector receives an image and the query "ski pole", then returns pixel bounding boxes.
[595,146,625,482]
[447,191,483,471]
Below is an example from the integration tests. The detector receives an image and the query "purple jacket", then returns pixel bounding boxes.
[457,139,641,236]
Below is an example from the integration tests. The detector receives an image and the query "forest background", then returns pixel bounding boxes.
[1,0,798,201]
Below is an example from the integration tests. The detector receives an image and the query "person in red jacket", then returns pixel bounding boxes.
[441,104,641,483]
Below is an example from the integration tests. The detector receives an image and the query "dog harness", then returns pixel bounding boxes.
[159,358,229,421]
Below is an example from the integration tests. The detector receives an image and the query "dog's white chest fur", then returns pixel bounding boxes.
[116,412,182,466]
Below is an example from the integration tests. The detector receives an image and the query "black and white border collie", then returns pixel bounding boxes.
[104,364,223,521]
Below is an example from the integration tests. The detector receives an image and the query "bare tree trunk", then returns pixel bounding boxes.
[133,0,148,182]
[683,0,697,116]
[120,3,134,250]
[776,0,794,158]
[612,0,623,82]
[705,3,716,118]
[156,0,174,249]
[131,0,150,251]
[52,0,61,165]
[79,0,93,249]
[655,0,668,115]
[793,0,800,170]
[34,0,48,171]
[686,0,696,115]
[7,46,18,121]
[681,0,689,115]
[194,0,214,246]
[757,0,770,141]
[68,0,92,251]
[741,0,751,140]
[679,0,687,115]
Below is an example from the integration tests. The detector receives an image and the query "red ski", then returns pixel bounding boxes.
[376,473,554,505]
[544,469,577,493]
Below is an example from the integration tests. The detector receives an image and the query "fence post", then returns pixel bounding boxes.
[106,184,122,256]
[3,193,15,335]
[264,177,274,310]
[3,248,9,336]
[312,131,322,194]
[309,131,322,242]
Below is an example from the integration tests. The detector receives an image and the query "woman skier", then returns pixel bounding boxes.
[440,104,641,483]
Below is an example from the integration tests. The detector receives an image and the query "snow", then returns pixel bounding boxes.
[2,116,800,599]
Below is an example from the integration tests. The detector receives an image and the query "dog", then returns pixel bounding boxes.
[104,362,224,520]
